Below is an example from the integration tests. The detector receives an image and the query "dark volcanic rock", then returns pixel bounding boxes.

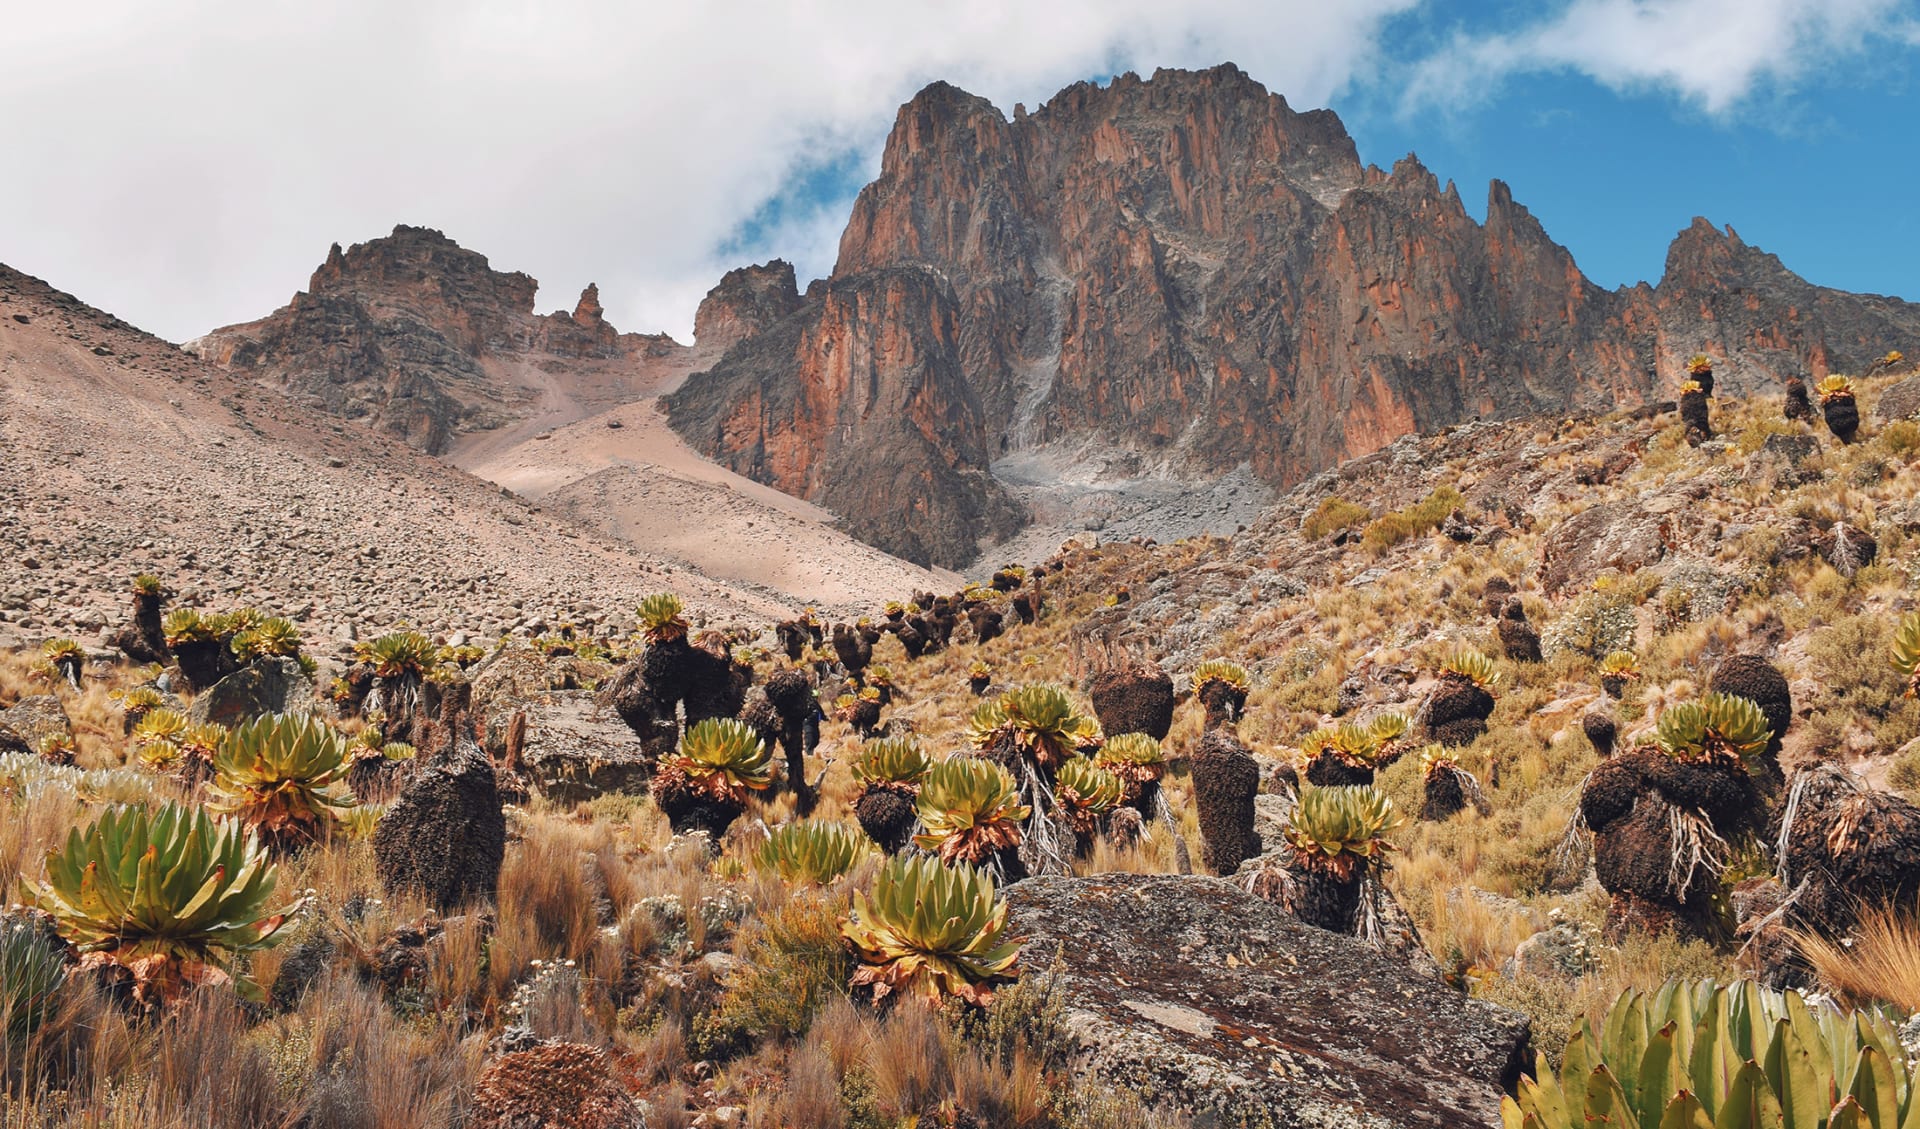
[1002,873,1529,1128]
[664,66,1920,565]
[374,736,506,912]
[188,657,317,728]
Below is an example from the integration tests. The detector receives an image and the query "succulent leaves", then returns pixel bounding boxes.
[1654,692,1774,769]
[206,714,354,849]
[1504,979,1920,1129]
[758,820,872,885]
[1283,785,1404,880]
[841,855,1020,1007]
[913,757,1029,864]
[638,593,689,644]
[669,718,775,804]
[22,802,286,1004]
[1893,611,1920,698]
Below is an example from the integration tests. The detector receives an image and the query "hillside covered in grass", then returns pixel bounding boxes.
[5,357,1920,1127]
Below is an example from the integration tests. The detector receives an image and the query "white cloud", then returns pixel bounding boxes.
[0,0,1413,342]
[1403,0,1910,117]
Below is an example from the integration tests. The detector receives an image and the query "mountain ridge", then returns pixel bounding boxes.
[665,64,1920,567]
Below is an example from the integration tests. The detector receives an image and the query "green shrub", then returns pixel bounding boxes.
[1361,487,1463,552]
[689,890,852,1060]
[1302,497,1370,541]
[1881,418,1920,458]
[1808,614,1920,751]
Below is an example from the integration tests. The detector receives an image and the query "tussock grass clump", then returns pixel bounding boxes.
[1301,496,1369,541]
[1361,485,1462,553]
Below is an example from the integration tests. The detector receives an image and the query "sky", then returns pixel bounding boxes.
[2,0,1916,345]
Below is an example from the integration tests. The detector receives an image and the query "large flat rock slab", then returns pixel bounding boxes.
[1002,873,1529,1129]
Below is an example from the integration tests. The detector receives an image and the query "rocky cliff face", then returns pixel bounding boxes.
[668,64,1920,568]
[191,226,690,453]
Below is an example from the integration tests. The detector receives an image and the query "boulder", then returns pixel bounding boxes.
[1002,873,1529,1128]
[1875,374,1920,423]
[188,657,317,727]
[374,736,506,912]
[0,695,73,750]
[470,642,560,705]
[503,691,655,805]
[1538,500,1670,594]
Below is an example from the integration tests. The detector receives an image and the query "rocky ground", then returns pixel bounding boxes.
[0,263,816,654]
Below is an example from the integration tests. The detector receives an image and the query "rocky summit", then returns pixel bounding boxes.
[666,65,1920,567]
[188,224,699,455]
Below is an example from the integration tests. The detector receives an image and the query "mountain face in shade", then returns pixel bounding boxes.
[189,225,693,454]
[666,65,1920,568]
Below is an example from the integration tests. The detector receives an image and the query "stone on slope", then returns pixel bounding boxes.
[1538,500,1670,594]
[374,734,506,912]
[509,690,655,805]
[1002,873,1529,1129]
[0,695,73,751]
[187,657,317,727]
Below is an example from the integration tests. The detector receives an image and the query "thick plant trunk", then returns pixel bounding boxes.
[1823,396,1859,442]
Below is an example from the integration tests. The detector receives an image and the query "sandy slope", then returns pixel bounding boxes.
[455,396,958,606]
[0,265,812,651]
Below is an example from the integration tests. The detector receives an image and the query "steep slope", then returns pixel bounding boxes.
[666,64,1920,569]
[0,263,809,650]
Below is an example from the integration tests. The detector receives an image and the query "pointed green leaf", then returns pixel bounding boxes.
[1716,1061,1784,1129]
[1658,1091,1714,1129]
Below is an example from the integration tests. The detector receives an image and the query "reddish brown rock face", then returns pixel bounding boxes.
[669,64,1920,568]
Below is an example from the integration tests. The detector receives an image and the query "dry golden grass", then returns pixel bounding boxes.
[11,377,1920,1125]
[1792,904,1920,1012]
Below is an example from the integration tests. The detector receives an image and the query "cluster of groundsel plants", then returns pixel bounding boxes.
[1599,650,1641,697]
[758,820,872,886]
[840,855,1021,1007]
[1304,714,1412,770]
[1283,785,1405,880]
[132,711,226,782]
[1193,659,1250,693]
[1505,978,1919,1128]
[1443,651,1502,693]
[660,718,775,805]
[1655,693,1773,770]
[1094,732,1166,799]
[21,802,288,1005]
[206,714,355,850]
[230,616,301,663]
[967,684,1092,769]
[913,757,1030,864]
[1052,758,1125,834]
